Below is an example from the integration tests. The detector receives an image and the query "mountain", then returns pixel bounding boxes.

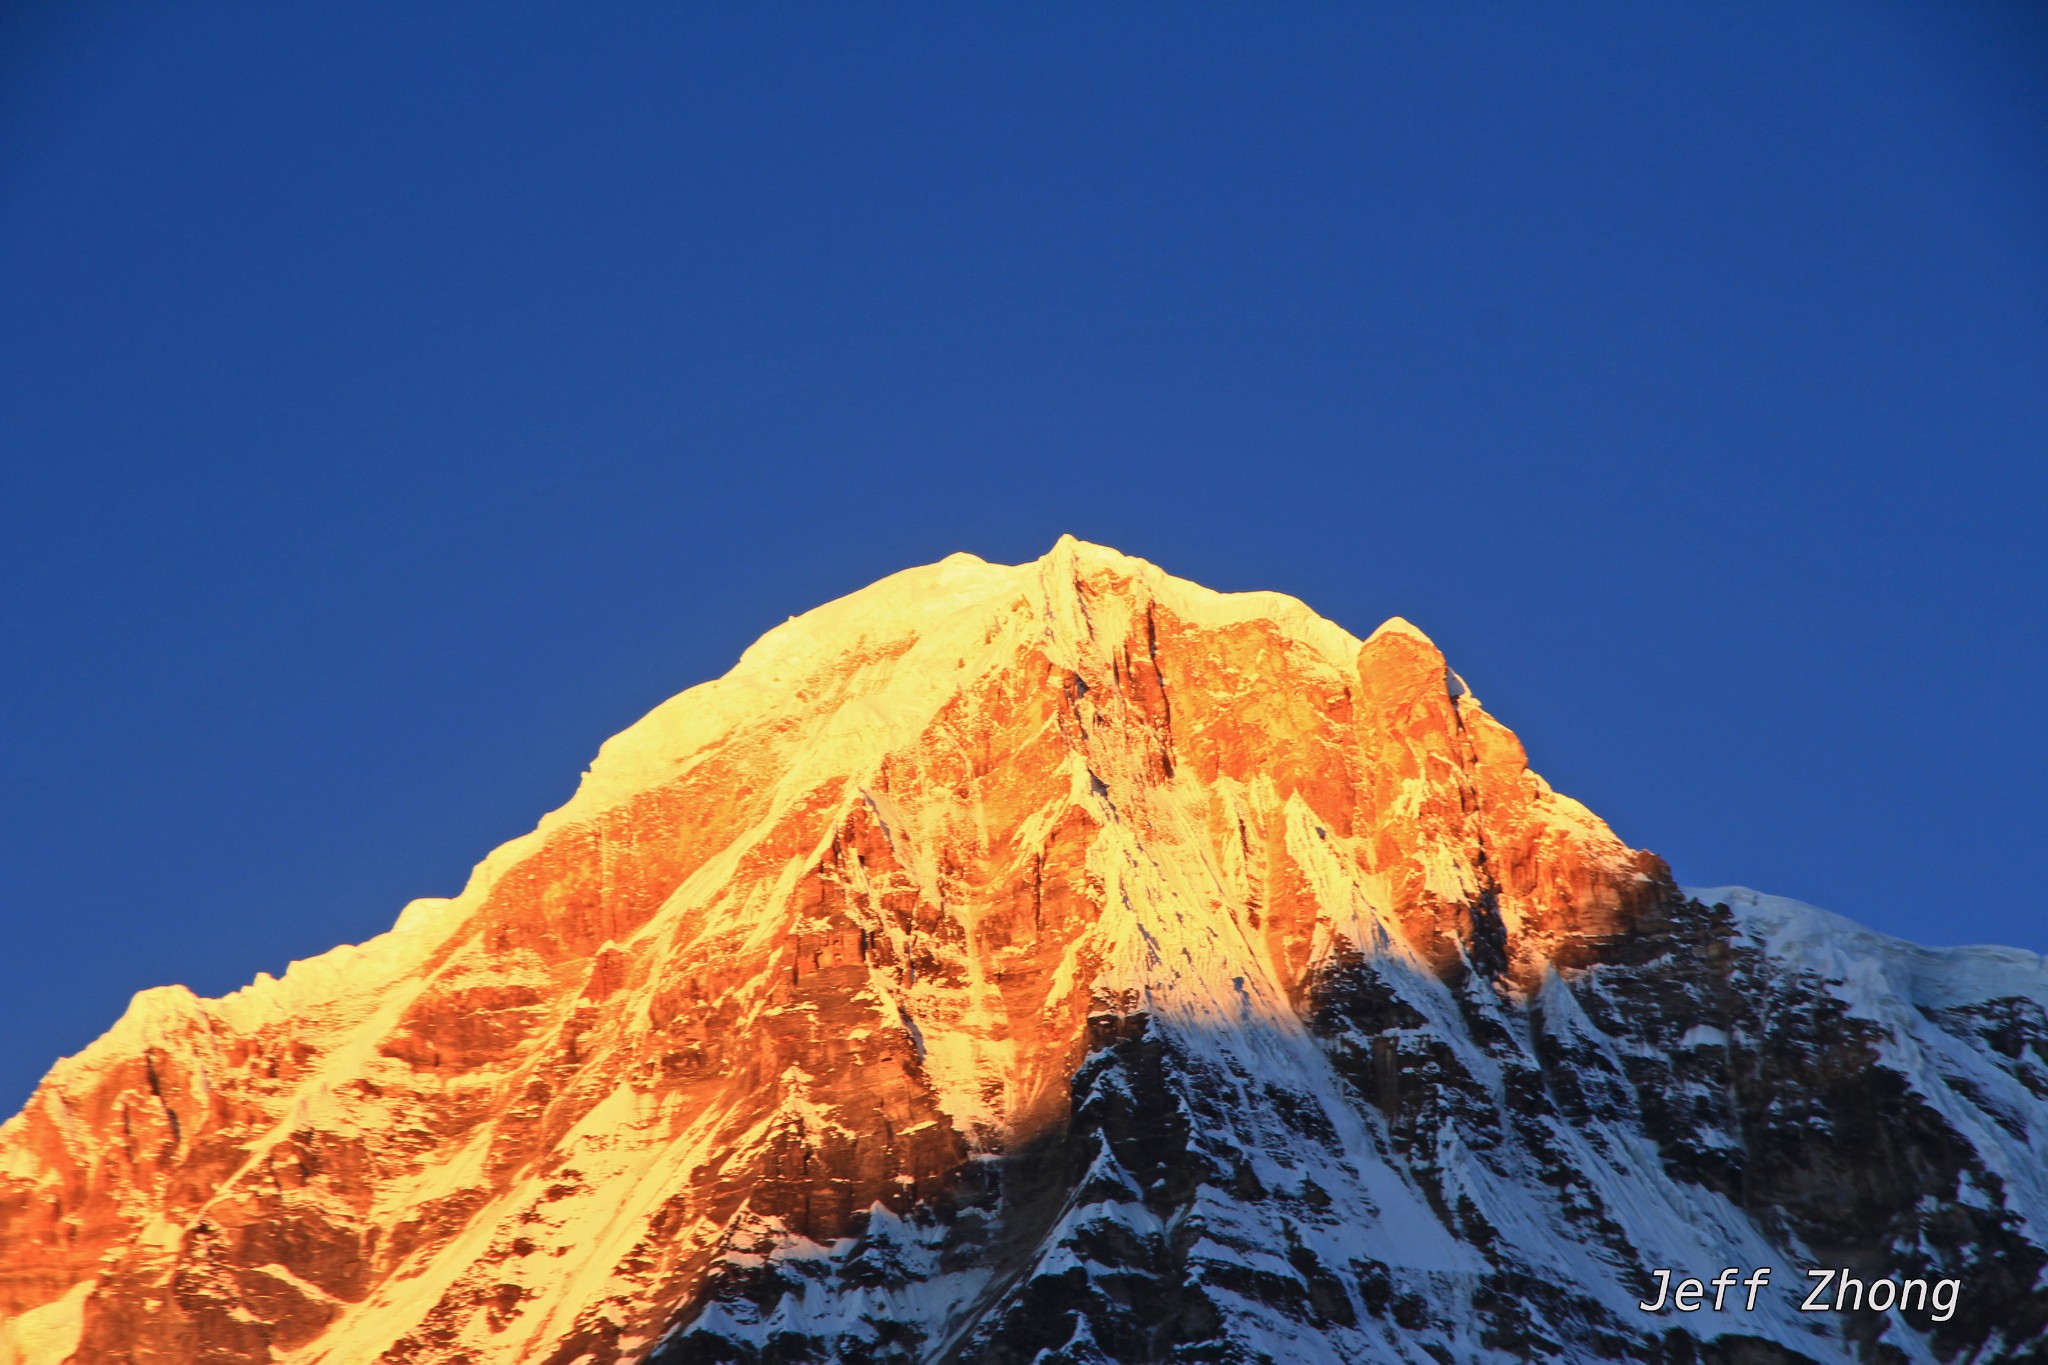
[2,538,2044,1365]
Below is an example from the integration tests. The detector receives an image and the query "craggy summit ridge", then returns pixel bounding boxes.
[3,538,2045,1365]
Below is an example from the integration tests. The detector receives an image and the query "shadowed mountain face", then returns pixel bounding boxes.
[3,540,2044,1365]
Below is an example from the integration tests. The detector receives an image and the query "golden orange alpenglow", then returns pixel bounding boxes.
[0,538,1671,1365]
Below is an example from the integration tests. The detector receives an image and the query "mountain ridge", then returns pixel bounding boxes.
[3,539,2043,1365]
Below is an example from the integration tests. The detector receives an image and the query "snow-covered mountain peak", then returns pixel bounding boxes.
[3,548,2043,1365]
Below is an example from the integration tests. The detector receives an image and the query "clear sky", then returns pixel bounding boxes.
[3,4,2044,1111]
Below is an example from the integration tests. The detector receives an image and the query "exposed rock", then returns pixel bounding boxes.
[2,539,2043,1364]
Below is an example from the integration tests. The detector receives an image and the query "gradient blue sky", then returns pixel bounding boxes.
[4,4,2045,1110]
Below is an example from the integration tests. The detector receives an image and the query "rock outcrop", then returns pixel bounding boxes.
[3,539,2043,1365]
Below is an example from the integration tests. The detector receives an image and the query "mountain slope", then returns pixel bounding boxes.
[2,539,2043,1365]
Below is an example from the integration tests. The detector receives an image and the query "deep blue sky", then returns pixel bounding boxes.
[4,4,2045,1110]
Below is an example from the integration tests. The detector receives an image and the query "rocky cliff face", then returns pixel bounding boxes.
[2,539,2043,1365]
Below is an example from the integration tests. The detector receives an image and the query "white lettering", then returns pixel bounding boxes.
[1635,1265,1950,1318]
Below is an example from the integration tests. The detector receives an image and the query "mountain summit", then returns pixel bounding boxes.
[3,540,2044,1365]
